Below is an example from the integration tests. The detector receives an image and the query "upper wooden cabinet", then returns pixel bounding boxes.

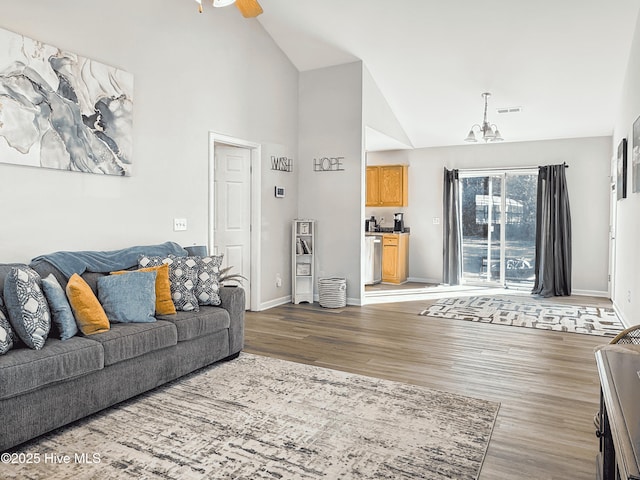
[366,165,408,207]
[366,166,380,206]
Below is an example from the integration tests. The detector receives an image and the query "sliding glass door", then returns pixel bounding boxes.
[459,170,537,289]
[503,173,537,288]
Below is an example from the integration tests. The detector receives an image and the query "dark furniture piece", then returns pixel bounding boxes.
[595,345,640,480]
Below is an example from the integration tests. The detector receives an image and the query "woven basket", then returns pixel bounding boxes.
[318,277,347,308]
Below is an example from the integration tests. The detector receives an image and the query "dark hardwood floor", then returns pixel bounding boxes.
[244,296,611,480]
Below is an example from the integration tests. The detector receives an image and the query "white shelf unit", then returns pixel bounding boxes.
[292,219,315,304]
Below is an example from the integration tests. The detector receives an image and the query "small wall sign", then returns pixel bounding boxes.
[313,156,344,172]
[271,156,293,172]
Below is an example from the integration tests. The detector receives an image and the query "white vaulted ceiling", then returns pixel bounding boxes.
[257,0,640,148]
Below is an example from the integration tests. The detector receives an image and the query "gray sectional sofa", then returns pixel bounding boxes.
[0,247,245,452]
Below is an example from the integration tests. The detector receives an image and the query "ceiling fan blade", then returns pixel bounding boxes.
[235,0,263,18]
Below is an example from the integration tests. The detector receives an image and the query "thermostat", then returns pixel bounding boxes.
[275,186,285,198]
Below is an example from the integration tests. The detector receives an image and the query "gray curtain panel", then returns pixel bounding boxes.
[532,164,572,297]
[443,168,462,285]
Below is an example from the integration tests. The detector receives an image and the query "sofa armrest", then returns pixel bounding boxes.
[218,286,245,354]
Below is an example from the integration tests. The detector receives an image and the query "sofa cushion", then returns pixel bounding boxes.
[4,266,51,350]
[29,259,68,291]
[157,306,230,342]
[97,271,157,323]
[41,274,78,341]
[0,336,104,400]
[139,255,199,312]
[0,263,29,295]
[88,321,177,366]
[66,274,110,335]
[110,264,176,316]
[80,272,106,296]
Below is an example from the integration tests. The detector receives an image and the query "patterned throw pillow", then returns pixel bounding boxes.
[0,297,15,354]
[189,255,224,306]
[139,255,199,312]
[3,266,51,350]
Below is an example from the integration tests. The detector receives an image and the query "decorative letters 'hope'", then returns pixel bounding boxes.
[313,157,345,172]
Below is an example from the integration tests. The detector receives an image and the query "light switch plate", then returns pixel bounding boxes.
[174,218,187,231]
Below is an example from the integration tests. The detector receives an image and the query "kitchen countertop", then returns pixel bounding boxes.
[365,231,410,236]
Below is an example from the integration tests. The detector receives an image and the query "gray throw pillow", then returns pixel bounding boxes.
[3,266,51,350]
[139,255,199,312]
[41,274,78,340]
[98,270,157,323]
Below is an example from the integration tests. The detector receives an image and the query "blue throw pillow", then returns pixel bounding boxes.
[41,274,78,341]
[97,270,157,323]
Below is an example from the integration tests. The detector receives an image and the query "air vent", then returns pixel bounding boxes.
[496,106,523,114]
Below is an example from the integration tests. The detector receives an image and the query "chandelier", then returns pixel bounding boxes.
[464,92,503,143]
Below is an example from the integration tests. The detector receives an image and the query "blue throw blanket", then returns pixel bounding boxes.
[31,241,187,279]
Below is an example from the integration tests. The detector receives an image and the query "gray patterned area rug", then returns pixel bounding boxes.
[5,353,499,480]
[420,295,623,337]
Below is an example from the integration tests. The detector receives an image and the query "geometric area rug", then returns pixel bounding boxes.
[420,295,624,337]
[3,353,499,480]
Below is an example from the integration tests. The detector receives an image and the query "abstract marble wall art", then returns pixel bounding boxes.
[0,28,133,176]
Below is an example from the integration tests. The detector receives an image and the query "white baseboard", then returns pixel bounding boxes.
[612,300,632,329]
[346,296,363,306]
[571,289,610,298]
[363,284,513,305]
[258,288,613,311]
[407,276,441,285]
[256,295,291,311]
[312,293,362,307]
[362,285,613,306]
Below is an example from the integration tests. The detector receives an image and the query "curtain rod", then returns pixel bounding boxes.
[458,162,569,173]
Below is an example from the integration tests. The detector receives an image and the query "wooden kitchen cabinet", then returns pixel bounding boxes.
[366,165,408,207]
[366,166,380,206]
[382,233,409,284]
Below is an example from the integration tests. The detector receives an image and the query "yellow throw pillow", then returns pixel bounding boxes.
[111,264,176,315]
[65,274,110,335]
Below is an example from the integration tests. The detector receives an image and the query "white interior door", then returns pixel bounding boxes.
[214,144,251,309]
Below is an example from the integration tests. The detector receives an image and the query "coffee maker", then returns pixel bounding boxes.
[393,213,404,232]
[365,216,377,233]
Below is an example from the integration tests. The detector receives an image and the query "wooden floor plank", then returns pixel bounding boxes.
[244,296,611,480]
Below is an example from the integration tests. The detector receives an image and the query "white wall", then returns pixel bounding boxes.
[298,62,364,304]
[0,0,298,309]
[612,8,640,326]
[362,65,413,233]
[362,65,412,148]
[368,136,612,295]
[259,143,299,308]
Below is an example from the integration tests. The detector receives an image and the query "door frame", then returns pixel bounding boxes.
[208,132,261,311]
[608,154,617,299]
